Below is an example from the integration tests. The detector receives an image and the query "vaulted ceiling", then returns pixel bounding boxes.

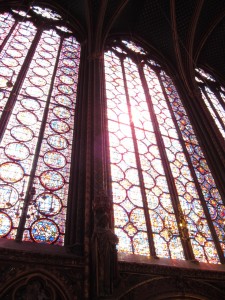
[5,1,225,79]
[51,0,225,79]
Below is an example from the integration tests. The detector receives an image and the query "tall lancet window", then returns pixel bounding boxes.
[195,68,225,139]
[0,6,80,245]
[104,40,225,264]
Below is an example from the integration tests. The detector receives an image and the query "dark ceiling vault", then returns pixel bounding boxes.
[45,0,225,81]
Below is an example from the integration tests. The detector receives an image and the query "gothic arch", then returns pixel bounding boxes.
[0,270,71,299]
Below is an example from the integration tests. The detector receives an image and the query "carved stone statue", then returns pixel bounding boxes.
[92,202,119,296]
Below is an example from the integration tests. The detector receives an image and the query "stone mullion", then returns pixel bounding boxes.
[65,44,90,254]
[175,77,225,202]
[139,65,195,261]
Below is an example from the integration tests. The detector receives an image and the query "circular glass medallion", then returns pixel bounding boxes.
[25,86,44,98]
[44,151,66,169]
[11,125,34,142]
[0,76,7,88]
[54,95,72,107]
[53,106,71,119]
[43,37,57,45]
[65,45,76,52]
[0,66,13,76]
[47,134,68,150]
[0,162,24,183]
[50,120,70,134]
[11,42,26,51]
[57,85,73,95]
[19,28,31,36]
[14,35,29,44]
[29,76,47,87]
[0,212,12,237]
[35,192,62,216]
[6,49,22,58]
[21,98,41,111]
[33,67,49,77]
[64,51,77,59]
[59,75,74,85]
[62,59,76,67]
[36,58,51,68]
[2,57,18,67]
[30,218,59,244]
[40,170,64,191]
[17,111,38,126]
[39,51,53,60]
[61,66,75,76]
[5,142,30,161]
[41,44,55,52]
[0,185,19,209]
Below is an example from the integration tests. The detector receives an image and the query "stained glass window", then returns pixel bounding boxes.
[105,40,225,264]
[195,68,225,139]
[0,6,80,245]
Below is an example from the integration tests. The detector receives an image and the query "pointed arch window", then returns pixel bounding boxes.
[104,40,225,264]
[0,6,80,245]
[195,68,225,139]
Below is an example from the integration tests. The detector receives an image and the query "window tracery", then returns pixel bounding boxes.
[195,68,225,139]
[104,40,225,264]
[0,6,80,245]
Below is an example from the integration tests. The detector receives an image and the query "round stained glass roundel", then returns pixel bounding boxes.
[33,67,49,77]
[35,192,62,216]
[25,86,44,98]
[58,85,73,95]
[21,98,41,111]
[11,41,27,51]
[39,51,53,60]
[5,142,29,161]
[59,75,74,85]
[29,76,47,87]
[36,58,51,68]
[61,66,75,76]
[30,218,59,244]
[40,170,64,191]
[17,111,38,126]
[62,59,76,67]
[0,185,19,209]
[44,151,66,169]
[0,162,24,183]
[54,95,72,107]
[11,126,34,142]
[50,120,70,134]
[14,35,29,44]
[2,57,18,67]
[6,49,22,58]
[47,134,68,150]
[0,212,12,237]
[53,106,71,119]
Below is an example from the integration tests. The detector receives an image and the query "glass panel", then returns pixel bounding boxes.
[23,36,81,245]
[161,70,224,263]
[0,21,37,118]
[0,9,81,245]
[106,41,225,264]
[0,13,15,47]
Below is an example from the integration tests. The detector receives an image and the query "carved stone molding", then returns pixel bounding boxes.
[113,261,225,300]
[0,264,84,299]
